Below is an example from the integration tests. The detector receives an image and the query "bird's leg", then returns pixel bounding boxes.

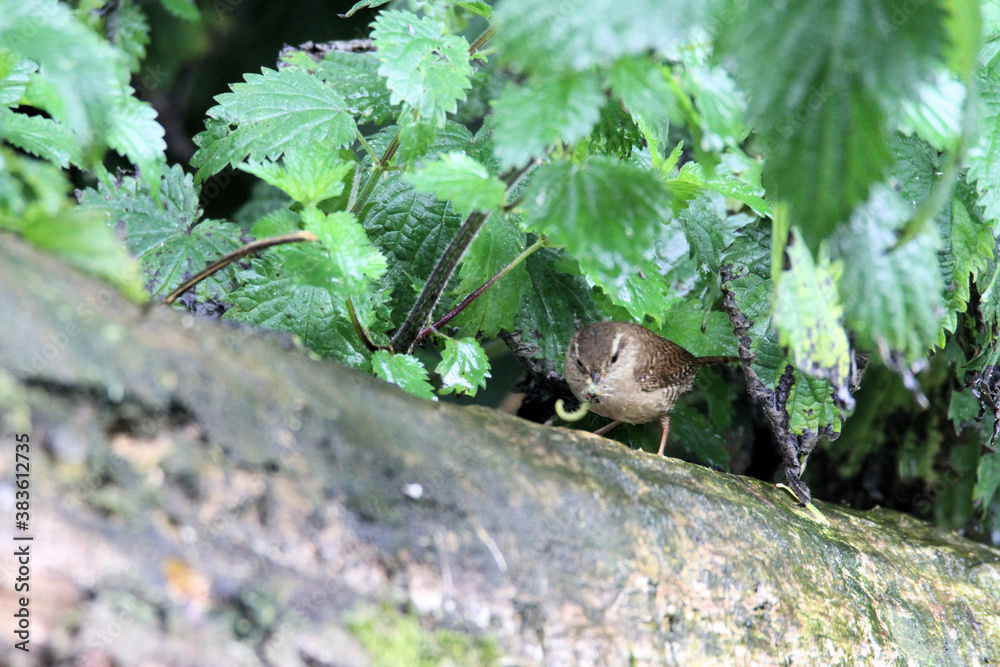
[594,420,622,436]
[657,414,671,456]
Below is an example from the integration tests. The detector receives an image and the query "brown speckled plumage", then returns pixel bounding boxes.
[565,321,737,455]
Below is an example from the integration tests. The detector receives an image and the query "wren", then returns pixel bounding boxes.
[564,321,737,456]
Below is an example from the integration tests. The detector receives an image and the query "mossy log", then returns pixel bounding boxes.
[1,235,999,666]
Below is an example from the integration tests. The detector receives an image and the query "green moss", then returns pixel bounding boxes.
[347,604,500,667]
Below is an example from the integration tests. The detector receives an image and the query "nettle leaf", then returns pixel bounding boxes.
[283,50,396,125]
[0,49,32,105]
[362,175,463,319]
[1,156,144,301]
[522,157,672,290]
[516,247,602,369]
[404,152,506,218]
[716,0,947,249]
[975,452,1000,511]
[494,0,706,73]
[0,0,121,144]
[372,350,437,400]
[677,192,739,280]
[774,229,851,391]
[786,373,842,437]
[113,1,151,73]
[106,92,166,186]
[79,165,243,299]
[671,404,731,471]
[720,225,784,384]
[721,223,842,436]
[949,176,993,313]
[191,67,356,179]
[302,208,387,294]
[224,254,371,370]
[605,56,676,135]
[900,72,964,151]
[370,10,472,126]
[676,43,748,155]
[654,303,738,358]
[492,70,604,169]
[158,0,200,21]
[0,108,79,167]
[595,260,675,325]
[240,147,353,208]
[0,0,165,184]
[832,186,947,360]
[967,54,1000,219]
[673,161,771,218]
[452,214,527,338]
[436,337,491,396]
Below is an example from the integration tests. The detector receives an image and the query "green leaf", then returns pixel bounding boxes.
[900,72,965,151]
[240,148,354,208]
[716,0,948,249]
[949,176,993,313]
[370,10,472,126]
[774,229,851,392]
[0,154,144,301]
[606,56,676,137]
[720,223,789,387]
[677,192,738,279]
[786,373,842,437]
[343,0,393,18]
[191,68,356,180]
[455,1,492,19]
[515,247,602,369]
[942,0,981,76]
[653,303,738,358]
[302,208,387,294]
[832,186,947,360]
[491,70,604,169]
[494,0,707,73]
[158,0,200,22]
[673,161,771,218]
[223,254,372,369]
[0,108,79,167]
[8,205,146,302]
[404,152,506,217]
[79,165,244,299]
[452,214,528,338]
[372,350,437,400]
[436,337,491,396]
[671,404,731,471]
[593,260,675,325]
[284,50,396,125]
[0,0,123,146]
[112,1,151,73]
[522,157,672,290]
[974,452,1000,511]
[362,175,463,319]
[967,56,1000,220]
[106,92,166,188]
[0,49,32,105]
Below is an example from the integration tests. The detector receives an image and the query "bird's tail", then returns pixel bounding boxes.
[696,355,740,367]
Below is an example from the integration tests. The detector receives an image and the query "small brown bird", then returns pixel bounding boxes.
[565,321,737,456]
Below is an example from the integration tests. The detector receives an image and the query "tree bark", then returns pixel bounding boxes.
[1,234,999,666]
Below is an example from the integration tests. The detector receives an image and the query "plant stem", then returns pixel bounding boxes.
[468,25,496,56]
[415,235,547,344]
[389,162,535,353]
[162,231,318,306]
[351,132,400,218]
